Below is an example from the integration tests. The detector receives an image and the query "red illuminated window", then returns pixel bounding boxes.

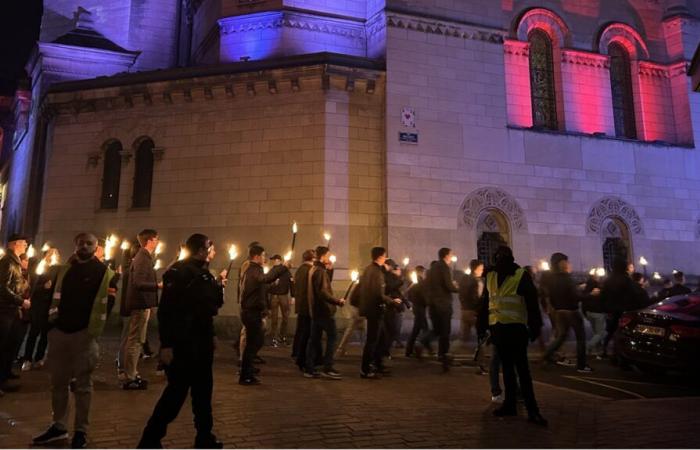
[609,43,637,139]
[100,140,122,210]
[528,30,558,130]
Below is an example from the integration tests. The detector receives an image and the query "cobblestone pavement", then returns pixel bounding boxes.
[0,336,697,448]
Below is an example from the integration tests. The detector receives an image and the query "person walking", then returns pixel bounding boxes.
[123,229,161,390]
[381,259,406,360]
[32,233,114,448]
[477,246,547,426]
[666,271,691,297]
[0,233,30,391]
[405,266,429,357]
[137,234,224,449]
[425,248,459,372]
[358,247,401,379]
[582,271,606,358]
[291,249,316,370]
[459,259,487,373]
[239,245,289,385]
[304,246,345,379]
[267,255,292,347]
[540,253,593,373]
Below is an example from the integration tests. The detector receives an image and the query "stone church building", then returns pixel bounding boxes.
[3,0,700,307]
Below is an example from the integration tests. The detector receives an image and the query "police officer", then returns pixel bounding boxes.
[478,246,547,427]
[138,234,224,449]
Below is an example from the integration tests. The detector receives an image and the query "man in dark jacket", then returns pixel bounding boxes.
[358,247,401,378]
[477,246,547,427]
[666,271,691,297]
[123,229,161,390]
[138,233,224,449]
[304,246,345,379]
[425,247,459,371]
[541,253,592,372]
[459,259,487,373]
[405,265,429,357]
[0,233,30,388]
[239,245,289,385]
[381,260,406,358]
[268,255,292,347]
[291,249,316,370]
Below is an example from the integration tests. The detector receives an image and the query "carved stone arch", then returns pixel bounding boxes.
[459,187,527,232]
[597,22,649,60]
[514,8,571,48]
[586,197,643,236]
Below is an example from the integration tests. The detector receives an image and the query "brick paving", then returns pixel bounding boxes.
[0,336,697,448]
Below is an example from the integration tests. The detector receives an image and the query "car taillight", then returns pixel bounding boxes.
[619,315,633,329]
[669,325,700,339]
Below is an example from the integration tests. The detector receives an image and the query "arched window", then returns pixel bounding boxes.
[132,137,154,208]
[609,43,637,139]
[100,140,122,209]
[601,217,632,273]
[476,209,511,267]
[528,30,558,130]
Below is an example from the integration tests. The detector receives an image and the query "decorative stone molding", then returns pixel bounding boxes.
[503,39,529,57]
[366,11,387,39]
[119,150,133,165]
[460,187,526,231]
[386,14,505,43]
[637,61,688,78]
[561,49,610,68]
[586,197,643,236]
[515,8,571,48]
[597,22,650,60]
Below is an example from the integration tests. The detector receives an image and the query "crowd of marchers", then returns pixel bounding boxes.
[0,229,692,449]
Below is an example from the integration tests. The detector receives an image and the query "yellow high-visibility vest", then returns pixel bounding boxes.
[487,268,527,326]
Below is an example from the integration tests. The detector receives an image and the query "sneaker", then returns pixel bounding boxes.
[33,425,69,444]
[238,377,261,386]
[194,434,223,449]
[577,365,594,373]
[528,413,549,427]
[21,361,32,372]
[360,371,379,379]
[321,369,342,380]
[555,358,576,367]
[491,394,504,403]
[303,371,321,379]
[71,431,87,449]
[123,378,148,390]
[271,338,279,348]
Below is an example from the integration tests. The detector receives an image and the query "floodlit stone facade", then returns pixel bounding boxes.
[4,0,700,315]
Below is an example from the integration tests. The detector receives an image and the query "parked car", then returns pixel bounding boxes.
[615,294,700,374]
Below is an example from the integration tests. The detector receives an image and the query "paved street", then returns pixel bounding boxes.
[1,334,698,449]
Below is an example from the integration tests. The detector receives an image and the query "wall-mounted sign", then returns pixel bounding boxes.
[399,132,418,143]
[401,107,416,128]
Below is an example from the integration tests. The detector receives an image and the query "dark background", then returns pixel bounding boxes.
[0,0,43,95]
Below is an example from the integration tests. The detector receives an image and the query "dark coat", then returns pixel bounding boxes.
[600,273,650,313]
[309,261,341,318]
[425,260,458,311]
[157,258,224,348]
[125,248,159,312]
[540,271,584,311]
[0,253,28,314]
[294,263,313,316]
[358,262,393,318]
[240,261,286,313]
[458,275,483,311]
[407,280,427,310]
[269,266,292,295]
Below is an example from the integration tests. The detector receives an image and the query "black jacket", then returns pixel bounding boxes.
[358,262,393,318]
[157,258,224,348]
[125,248,159,312]
[309,261,341,318]
[666,284,691,298]
[600,273,650,313]
[269,266,292,295]
[0,253,29,314]
[240,261,286,313]
[407,281,427,310]
[384,270,407,312]
[540,271,583,311]
[294,262,313,316]
[425,260,458,310]
[459,275,483,311]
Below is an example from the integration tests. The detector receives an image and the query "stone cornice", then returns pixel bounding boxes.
[503,39,529,57]
[385,12,505,44]
[561,49,610,68]
[639,60,689,78]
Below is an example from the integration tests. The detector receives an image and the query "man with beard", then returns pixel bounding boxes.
[477,246,547,427]
[138,234,224,449]
[33,233,114,448]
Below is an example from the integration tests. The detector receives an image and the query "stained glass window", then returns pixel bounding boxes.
[528,30,558,130]
[100,140,122,209]
[132,138,155,208]
[609,43,637,139]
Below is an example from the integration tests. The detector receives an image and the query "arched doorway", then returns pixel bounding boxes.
[601,216,632,272]
[476,209,511,267]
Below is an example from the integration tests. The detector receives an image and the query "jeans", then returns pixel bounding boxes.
[240,310,264,380]
[406,305,428,355]
[361,315,384,374]
[139,340,214,446]
[430,306,452,359]
[585,311,606,353]
[491,323,539,415]
[47,329,99,433]
[543,309,587,369]
[269,294,290,340]
[305,316,338,372]
[336,308,365,356]
[125,309,150,380]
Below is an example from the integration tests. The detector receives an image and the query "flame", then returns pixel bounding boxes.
[465,268,472,275]
[351,270,359,282]
[450,255,458,263]
[652,272,661,280]
[589,268,596,276]
[0,248,5,257]
[120,240,130,251]
[26,245,36,258]
[410,271,418,284]
[154,259,163,270]
[263,266,270,274]
[323,232,331,242]
[49,252,59,266]
[155,242,165,255]
[41,243,50,253]
[639,256,648,266]
[228,244,238,261]
[595,267,606,277]
[540,260,550,271]
[673,269,679,274]
[105,235,118,260]
[292,222,298,234]
[402,257,410,267]
[284,251,292,262]
[35,259,47,275]
[329,255,337,264]
[178,246,189,261]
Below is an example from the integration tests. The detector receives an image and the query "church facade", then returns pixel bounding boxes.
[3,0,700,302]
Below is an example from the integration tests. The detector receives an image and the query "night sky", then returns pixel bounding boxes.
[0,0,43,96]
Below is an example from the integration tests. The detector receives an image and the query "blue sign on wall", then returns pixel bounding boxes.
[399,132,418,143]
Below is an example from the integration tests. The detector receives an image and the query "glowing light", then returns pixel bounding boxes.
[263,266,270,274]
[465,268,472,275]
[410,271,418,284]
[154,259,163,270]
[323,232,331,242]
[155,242,165,256]
[50,253,59,266]
[589,268,596,276]
[120,240,130,251]
[639,256,648,266]
[351,270,359,283]
[451,256,458,263]
[178,246,189,261]
[41,243,50,253]
[652,272,661,280]
[329,255,337,264]
[595,267,606,277]
[292,222,298,234]
[228,245,238,261]
[284,251,292,262]
[26,245,36,258]
[402,257,410,267]
[540,261,550,271]
[673,269,678,274]
[0,248,5,257]
[105,235,119,260]
[35,260,47,275]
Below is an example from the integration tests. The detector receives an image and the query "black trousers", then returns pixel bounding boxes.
[293,314,310,366]
[24,303,50,362]
[139,342,214,447]
[361,314,384,374]
[305,316,337,372]
[491,323,539,415]
[240,310,264,380]
[0,312,19,382]
[430,306,452,358]
[406,305,428,355]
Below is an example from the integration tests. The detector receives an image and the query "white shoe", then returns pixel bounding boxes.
[491,394,504,403]
[21,361,32,372]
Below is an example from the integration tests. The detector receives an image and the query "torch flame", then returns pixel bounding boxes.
[540,260,550,271]
[652,272,661,280]
[263,266,270,274]
[402,257,410,267]
[292,222,298,234]
[155,242,165,256]
[639,256,648,266]
[26,245,36,258]
[50,252,59,266]
[154,259,163,270]
[178,246,189,261]
[35,260,47,275]
[450,255,458,263]
[351,270,359,283]
[284,251,292,262]
[329,255,337,264]
[410,271,418,285]
[323,232,331,242]
[120,240,130,251]
[589,268,596,276]
[228,244,238,261]
[595,267,606,278]
[465,268,472,275]
[41,243,50,253]
[0,248,5,257]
